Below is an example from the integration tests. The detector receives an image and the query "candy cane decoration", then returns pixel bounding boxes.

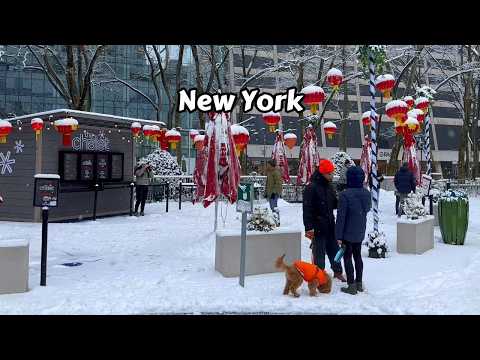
[424,114,432,176]
[369,50,380,232]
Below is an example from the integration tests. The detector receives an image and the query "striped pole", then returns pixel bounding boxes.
[424,114,432,176]
[369,50,380,232]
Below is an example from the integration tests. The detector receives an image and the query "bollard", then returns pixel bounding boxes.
[129,183,135,216]
[93,183,99,221]
[179,183,182,210]
[166,183,169,213]
[40,206,49,286]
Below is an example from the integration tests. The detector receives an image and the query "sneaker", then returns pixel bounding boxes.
[356,282,364,292]
[341,283,357,295]
[334,272,347,282]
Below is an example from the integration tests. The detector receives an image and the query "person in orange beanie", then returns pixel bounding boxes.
[302,159,347,282]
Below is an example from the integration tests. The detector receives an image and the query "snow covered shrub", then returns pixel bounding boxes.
[331,152,355,185]
[415,86,436,102]
[364,231,388,258]
[438,189,469,245]
[402,193,428,220]
[138,149,182,176]
[247,207,279,232]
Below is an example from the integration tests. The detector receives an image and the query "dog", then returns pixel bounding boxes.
[275,254,332,297]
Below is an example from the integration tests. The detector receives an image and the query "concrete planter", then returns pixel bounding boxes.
[215,227,301,278]
[0,239,29,295]
[397,216,434,254]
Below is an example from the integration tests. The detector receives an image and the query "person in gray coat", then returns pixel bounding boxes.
[336,166,372,295]
[134,161,154,216]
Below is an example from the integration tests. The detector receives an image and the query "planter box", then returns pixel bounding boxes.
[0,240,29,295]
[368,248,386,258]
[397,216,434,254]
[215,227,301,278]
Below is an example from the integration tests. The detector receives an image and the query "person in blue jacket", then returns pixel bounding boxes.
[336,166,372,295]
[394,163,416,216]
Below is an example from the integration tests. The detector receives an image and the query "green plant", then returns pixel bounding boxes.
[357,45,387,74]
[438,190,469,245]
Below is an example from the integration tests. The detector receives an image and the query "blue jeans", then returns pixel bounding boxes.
[269,194,279,212]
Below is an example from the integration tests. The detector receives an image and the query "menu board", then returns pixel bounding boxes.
[111,154,123,180]
[34,178,59,207]
[63,153,78,181]
[80,153,95,181]
[96,154,110,180]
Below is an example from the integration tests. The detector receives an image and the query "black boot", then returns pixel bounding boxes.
[341,283,357,295]
[356,282,364,292]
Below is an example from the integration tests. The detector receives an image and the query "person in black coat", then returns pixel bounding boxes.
[303,159,346,282]
[394,163,416,216]
[336,166,372,295]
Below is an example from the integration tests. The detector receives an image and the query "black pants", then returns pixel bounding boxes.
[135,185,149,213]
[312,234,343,274]
[343,241,363,285]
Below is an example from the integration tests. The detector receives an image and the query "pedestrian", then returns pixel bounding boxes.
[336,166,372,295]
[336,159,353,193]
[265,159,282,213]
[134,161,154,216]
[303,159,347,282]
[394,162,416,216]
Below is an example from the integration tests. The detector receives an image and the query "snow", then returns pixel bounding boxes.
[230,124,249,136]
[407,109,423,118]
[284,133,297,140]
[375,74,395,85]
[34,174,60,179]
[397,215,434,224]
[386,100,408,111]
[415,97,429,106]
[323,121,336,129]
[54,118,78,126]
[0,239,29,247]
[193,134,205,143]
[301,85,324,95]
[326,68,342,77]
[166,129,181,137]
[1,190,480,314]
[131,122,142,129]
[31,118,44,125]
[0,120,13,128]
[405,117,419,126]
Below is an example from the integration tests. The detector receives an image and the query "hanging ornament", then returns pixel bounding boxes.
[386,100,409,124]
[326,68,343,92]
[407,109,425,124]
[323,121,337,140]
[361,111,378,127]
[131,122,142,138]
[284,133,297,150]
[142,125,154,141]
[0,120,13,144]
[403,96,415,110]
[404,116,421,135]
[262,111,281,132]
[207,112,217,120]
[29,118,43,141]
[165,129,182,150]
[375,74,395,99]
[395,121,405,135]
[301,85,325,114]
[415,97,430,114]
[231,124,250,157]
[189,129,200,141]
[193,134,205,151]
[54,118,79,147]
[150,125,161,144]
[159,128,169,151]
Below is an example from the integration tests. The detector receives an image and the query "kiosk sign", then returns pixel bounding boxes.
[236,183,253,213]
[33,174,60,208]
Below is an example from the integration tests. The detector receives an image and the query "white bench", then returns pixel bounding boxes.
[0,240,29,295]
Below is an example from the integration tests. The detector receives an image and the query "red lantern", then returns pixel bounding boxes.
[189,129,199,141]
[301,85,325,114]
[158,128,169,151]
[375,74,395,99]
[395,120,405,135]
[150,125,161,143]
[323,121,337,140]
[284,133,297,150]
[326,68,343,91]
[407,109,425,124]
[403,96,414,110]
[30,118,44,141]
[231,124,250,156]
[262,112,281,132]
[165,129,182,150]
[0,120,13,144]
[415,97,430,114]
[131,122,142,138]
[386,100,409,123]
[142,125,154,141]
[361,111,378,127]
[54,118,78,147]
[405,117,420,135]
[193,134,205,151]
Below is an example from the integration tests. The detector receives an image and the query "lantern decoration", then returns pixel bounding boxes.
[158,128,169,151]
[142,125,155,141]
[131,122,142,139]
[386,100,409,129]
[150,125,161,143]
[395,121,405,135]
[31,118,44,141]
[193,134,205,152]
[301,85,326,114]
[407,109,425,124]
[207,112,217,120]
[326,68,343,92]
[403,96,414,110]
[284,133,297,150]
[361,111,378,127]
[54,118,79,146]
[272,130,290,182]
[404,117,420,135]
[297,125,319,185]
[165,129,182,150]
[402,117,421,183]
[415,97,430,114]
[189,129,199,141]
[323,121,337,140]
[375,74,395,99]
[262,111,281,132]
[230,124,250,157]
[0,120,13,144]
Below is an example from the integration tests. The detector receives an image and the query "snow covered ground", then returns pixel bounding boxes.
[1,189,480,315]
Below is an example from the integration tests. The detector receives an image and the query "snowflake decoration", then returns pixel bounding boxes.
[14,140,24,154]
[0,151,16,175]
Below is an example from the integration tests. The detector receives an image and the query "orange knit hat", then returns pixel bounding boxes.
[318,159,335,174]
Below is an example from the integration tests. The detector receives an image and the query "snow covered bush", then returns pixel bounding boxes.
[247,207,279,232]
[415,86,436,102]
[331,152,355,185]
[364,231,388,258]
[138,149,182,176]
[402,193,428,220]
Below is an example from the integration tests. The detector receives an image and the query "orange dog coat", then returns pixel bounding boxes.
[294,260,328,285]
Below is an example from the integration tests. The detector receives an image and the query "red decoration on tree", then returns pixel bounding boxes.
[165,129,182,150]
[386,100,409,124]
[361,111,378,127]
[301,85,325,114]
[284,133,297,150]
[54,118,78,147]
[262,112,281,132]
[31,118,44,141]
[231,124,250,157]
[326,68,343,92]
[323,121,337,140]
[403,96,414,110]
[375,74,395,99]
[272,131,290,182]
[189,129,199,141]
[0,120,13,144]
[415,97,430,114]
[297,125,319,185]
[408,109,425,124]
[193,134,205,151]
